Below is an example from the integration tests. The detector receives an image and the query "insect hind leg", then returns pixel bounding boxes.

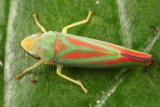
[56,64,88,93]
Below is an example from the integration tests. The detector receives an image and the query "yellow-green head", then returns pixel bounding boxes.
[21,33,40,59]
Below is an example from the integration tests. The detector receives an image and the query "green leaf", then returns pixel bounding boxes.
[0,0,10,106]
[1,0,160,106]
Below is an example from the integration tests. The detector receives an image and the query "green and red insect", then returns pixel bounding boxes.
[17,11,153,93]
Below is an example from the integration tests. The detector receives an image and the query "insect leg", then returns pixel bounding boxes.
[16,60,44,79]
[62,11,92,33]
[44,61,56,65]
[56,64,88,94]
[33,14,46,32]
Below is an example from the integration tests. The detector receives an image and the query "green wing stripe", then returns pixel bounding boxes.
[55,55,119,63]
[56,61,145,68]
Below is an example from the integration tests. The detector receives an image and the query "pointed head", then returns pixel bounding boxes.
[21,33,42,59]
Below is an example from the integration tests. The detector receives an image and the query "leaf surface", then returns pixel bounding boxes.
[1,0,160,106]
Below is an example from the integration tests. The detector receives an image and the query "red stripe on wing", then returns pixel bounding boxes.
[65,36,107,51]
[89,40,152,64]
[63,52,106,59]
[94,40,151,58]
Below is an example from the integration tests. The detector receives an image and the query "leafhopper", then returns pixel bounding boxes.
[17,11,153,93]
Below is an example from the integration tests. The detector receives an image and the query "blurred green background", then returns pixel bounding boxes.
[0,0,160,106]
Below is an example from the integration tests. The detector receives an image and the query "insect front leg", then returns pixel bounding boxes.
[62,11,92,33]
[33,13,46,32]
[16,60,44,79]
[44,61,56,65]
[56,64,88,94]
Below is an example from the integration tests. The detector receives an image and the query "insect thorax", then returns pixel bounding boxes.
[35,31,67,61]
